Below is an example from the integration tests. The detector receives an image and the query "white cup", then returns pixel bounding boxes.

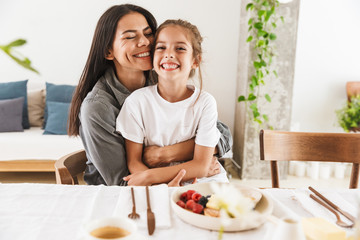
[271,218,306,240]
[306,162,319,180]
[334,163,346,179]
[319,164,331,179]
[294,162,306,177]
[84,217,137,240]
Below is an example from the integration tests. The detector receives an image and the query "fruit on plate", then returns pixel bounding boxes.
[203,207,220,217]
[177,185,256,219]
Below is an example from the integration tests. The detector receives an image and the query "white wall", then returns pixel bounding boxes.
[0,0,240,132]
[291,0,360,132]
[3,0,358,135]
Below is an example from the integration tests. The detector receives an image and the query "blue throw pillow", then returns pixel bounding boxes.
[43,101,70,135]
[44,82,76,128]
[0,80,29,129]
[0,97,24,132]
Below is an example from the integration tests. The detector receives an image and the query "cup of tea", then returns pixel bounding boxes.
[84,217,137,240]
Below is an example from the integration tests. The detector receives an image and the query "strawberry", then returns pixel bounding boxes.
[191,193,202,203]
[180,192,188,202]
[185,199,195,210]
[176,200,186,208]
[186,190,196,201]
[192,203,204,214]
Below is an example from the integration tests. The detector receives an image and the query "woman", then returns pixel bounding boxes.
[68,4,232,186]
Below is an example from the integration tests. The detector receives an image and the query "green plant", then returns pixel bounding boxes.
[0,38,39,74]
[238,0,283,126]
[336,95,360,132]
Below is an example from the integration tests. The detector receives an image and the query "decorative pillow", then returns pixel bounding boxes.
[28,89,45,127]
[0,80,29,129]
[0,97,24,132]
[43,101,70,135]
[44,82,76,128]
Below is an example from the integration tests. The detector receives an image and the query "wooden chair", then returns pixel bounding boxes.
[346,81,360,102]
[55,150,87,185]
[259,130,360,188]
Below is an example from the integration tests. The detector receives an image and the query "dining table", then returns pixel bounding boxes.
[0,183,359,240]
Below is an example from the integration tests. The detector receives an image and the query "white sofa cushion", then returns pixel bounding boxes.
[0,127,84,161]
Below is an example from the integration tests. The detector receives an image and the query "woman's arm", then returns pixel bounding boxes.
[142,120,231,167]
[124,144,214,186]
[79,100,128,186]
[125,139,148,173]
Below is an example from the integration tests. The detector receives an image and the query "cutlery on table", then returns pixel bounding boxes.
[146,186,156,235]
[128,187,140,219]
[308,186,356,223]
[309,194,354,228]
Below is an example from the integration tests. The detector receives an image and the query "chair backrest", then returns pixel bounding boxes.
[55,150,87,185]
[259,130,360,188]
[346,81,360,101]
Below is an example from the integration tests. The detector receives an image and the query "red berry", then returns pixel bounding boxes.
[180,192,188,202]
[185,199,195,210]
[186,190,196,201]
[192,193,202,203]
[192,203,204,214]
[176,200,186,208]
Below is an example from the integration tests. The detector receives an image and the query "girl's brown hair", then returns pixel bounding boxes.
[154,19,204,92]
[68,4,157,136]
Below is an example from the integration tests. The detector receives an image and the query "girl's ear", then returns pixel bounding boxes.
[192,55,201,69]
[105,49,114,60]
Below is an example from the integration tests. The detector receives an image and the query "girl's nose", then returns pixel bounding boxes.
[165,50,174,58]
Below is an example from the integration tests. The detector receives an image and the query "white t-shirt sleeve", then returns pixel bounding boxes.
[195,93,220,147]
[116,98,144,144]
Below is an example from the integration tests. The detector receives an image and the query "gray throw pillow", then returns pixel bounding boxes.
[0,97,24,132]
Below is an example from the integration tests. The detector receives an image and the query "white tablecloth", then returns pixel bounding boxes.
[0,183,358,240]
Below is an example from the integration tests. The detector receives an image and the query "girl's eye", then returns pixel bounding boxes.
[156,46,165,50]
[177,47,186,51]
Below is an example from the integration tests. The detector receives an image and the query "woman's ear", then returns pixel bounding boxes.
[105,49,114,60]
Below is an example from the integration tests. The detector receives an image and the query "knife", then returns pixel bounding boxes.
[146,186,156,235]
[308,186,356,223]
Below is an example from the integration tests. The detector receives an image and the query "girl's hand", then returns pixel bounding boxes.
[123,170,152,186]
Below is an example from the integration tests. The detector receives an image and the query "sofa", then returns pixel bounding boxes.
[0,80,84,172]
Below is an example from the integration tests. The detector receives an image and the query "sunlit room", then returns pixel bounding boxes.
[0,0,360,239]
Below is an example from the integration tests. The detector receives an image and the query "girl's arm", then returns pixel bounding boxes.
[125,139,148,173]
[124,144,214,186]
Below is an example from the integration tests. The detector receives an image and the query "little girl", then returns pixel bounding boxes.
[116,19,228,186]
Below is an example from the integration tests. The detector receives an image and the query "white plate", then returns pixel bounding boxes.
[171,182,273,232]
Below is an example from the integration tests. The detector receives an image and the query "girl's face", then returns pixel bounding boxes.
[153,25,197,82]
[106,12,154,72]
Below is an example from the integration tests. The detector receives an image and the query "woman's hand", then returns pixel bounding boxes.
[123,170,152,186]
[143,145,167,168]
[206,156,221,177]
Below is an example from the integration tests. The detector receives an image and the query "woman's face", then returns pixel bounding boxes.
[106,12,154,72]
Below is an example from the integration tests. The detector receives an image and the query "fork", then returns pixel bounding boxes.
[310,194,353,228]
[128,187,140,219]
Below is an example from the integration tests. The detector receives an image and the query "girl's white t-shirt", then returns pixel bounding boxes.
[116,84,228,183]
[116,84,220,148]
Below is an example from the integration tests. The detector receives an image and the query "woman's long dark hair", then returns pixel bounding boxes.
[68,4,157,136]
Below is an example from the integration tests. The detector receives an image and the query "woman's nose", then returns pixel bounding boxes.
[138,34,150,47]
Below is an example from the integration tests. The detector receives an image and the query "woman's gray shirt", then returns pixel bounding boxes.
[79,68,233,186]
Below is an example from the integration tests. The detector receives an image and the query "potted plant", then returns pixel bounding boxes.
[336,95,360,132]
[0,38,39,74]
